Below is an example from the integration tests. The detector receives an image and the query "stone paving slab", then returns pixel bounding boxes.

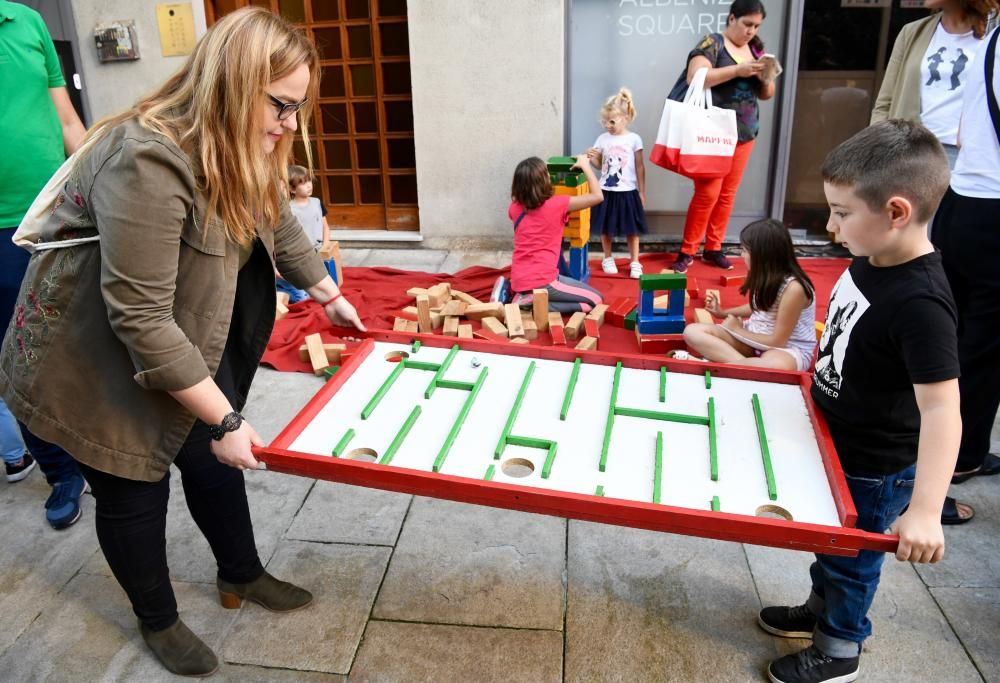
[931,586,1000,681]
[437,250,510,274]
[361,249,449,273]
[286,481,411,546]
[222,540,390,674]
[349,620,562,683]
[564,521,774,682]
[373,497,565,630]
[338,248,372,267]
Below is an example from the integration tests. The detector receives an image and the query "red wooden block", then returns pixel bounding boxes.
[720,274,746,287]
[473,327,509,344]
[584,318,600,339]
[687,276,699,299]
[606,297,636,327]
[635,333,686,354]
[550,325,567,346]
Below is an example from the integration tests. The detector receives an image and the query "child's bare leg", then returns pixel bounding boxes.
[683,323,750,363]
[601,234,613,259]
[737,349,799,371]
[628,234,640,262]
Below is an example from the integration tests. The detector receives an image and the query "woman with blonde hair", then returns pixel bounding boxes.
[0,7,363,676]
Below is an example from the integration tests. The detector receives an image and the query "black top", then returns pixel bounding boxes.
[811,253,960,475]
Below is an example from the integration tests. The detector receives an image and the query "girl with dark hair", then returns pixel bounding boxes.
[505,156,605,313]
[682,218,816,371]
[671,0,777,273]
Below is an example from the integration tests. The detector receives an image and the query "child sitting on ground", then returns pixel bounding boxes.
[758,120,960,683]
[507,156,605,313]
[682,218,816,371]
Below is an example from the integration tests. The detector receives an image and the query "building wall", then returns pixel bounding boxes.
[408,0,565,246]
[70,0,207,121]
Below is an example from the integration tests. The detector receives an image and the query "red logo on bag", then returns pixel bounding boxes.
[696,135,735,145]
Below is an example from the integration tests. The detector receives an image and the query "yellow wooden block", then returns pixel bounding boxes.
[553,182,589,196]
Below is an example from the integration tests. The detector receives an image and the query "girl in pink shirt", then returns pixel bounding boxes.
[508,156,605,313]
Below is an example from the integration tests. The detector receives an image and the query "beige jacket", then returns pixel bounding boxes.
[0,119,328,481]
[871,15,942,124]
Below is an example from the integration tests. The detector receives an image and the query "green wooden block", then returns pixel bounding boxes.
[411,340,422,353]
[323,365,340,379]
[560,171,588,187]
[711,495,721,512]
[705,370,712,389]
[595,485,605,497]
[546,156,577,173]
[624,309,637,331]
[639,272,688,292]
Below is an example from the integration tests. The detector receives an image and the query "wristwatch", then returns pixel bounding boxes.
[208,411,244,441]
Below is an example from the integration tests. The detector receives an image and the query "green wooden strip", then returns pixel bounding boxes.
[403,360,440,372]
[560,358,582,421]
[433,367,489,472]
[494,362,537,459]
[484,464,495,481]
[436,379,475,391]
[705,370,712,389]
[323,365,340,379]
[332,428,355,457]
[614,406,710,426]
[653,431,663,504]
[411,340,422,353]
[379,405,422,465]
[506,435,554,450]
[599,363,623,472]
[425,344,459,399]
[541,442,558,479]
[708,397,718,481]
[711,495,720,512]
[659,366,666,403]
[361,361,406,420]
[595,485,605,497]
[752,393,778,500]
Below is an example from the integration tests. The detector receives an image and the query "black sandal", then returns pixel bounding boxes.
[941,496,975,525]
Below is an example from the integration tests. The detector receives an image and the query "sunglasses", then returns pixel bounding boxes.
[267,93,309,121]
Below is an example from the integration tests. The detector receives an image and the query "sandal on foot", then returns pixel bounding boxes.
[941,496,975,525]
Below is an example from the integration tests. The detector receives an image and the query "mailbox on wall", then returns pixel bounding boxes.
[94,20,139,62]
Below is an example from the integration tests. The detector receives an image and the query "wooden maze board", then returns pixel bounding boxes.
[259,332,898,556]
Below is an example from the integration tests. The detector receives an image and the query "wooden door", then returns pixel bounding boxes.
[209,0,418,231]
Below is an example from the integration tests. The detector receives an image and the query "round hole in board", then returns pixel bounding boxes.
[501,457,535,478]
[755,504,793,521]
[345,448,378,463]
[384,351,409,363]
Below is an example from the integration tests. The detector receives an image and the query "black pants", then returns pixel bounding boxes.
[77,420,264,631]
[932,188,1000,471]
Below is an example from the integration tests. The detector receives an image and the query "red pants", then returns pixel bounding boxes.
[680,139,755,256]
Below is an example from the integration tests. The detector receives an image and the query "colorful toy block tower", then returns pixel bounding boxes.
[637,272,686,335]
[547,156,591,283]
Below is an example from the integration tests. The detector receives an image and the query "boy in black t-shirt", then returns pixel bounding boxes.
[759,121,961,683]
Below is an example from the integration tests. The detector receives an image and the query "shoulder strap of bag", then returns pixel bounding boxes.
[512,209,528,231]
[986,27,1000,146]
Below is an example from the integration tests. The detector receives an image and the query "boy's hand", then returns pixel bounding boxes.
[890,508,945,563]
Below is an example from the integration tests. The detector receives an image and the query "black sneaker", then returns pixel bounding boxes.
[5,452,36,483]
[759,604,817,639]
[702,249,734,270]
[672,252,694,273]
[767,645,859,683]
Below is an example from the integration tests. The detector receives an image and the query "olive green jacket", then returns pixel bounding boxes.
[871,14,941,124]
[0,119,328,481]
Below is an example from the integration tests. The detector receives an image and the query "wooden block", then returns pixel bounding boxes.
[720,274,746,287]
[565,312,586,340]
[653,294,671,309]
[548,312,564,330]
[510,337,531,344]
[443,316,459,336]
[550,324,566,346]
[440,300,468,317]
[685,291,691,307]
[451,290,482,306]
[465,302,505,321]
[319,241,343,285]
[504,304,525,338]
[659,268,675,274]
[473,326,508,343]
[585,303,608,326]
[429,311,444,330]
[275,301,288,320]
[533,289,549,332]
[575,336,597,351]
[304,333,329,376]
[458,323,473,339]
[687,277,699,298]
[816,320,826,342]
[584,318,600,339]
[298,342,346,364]
[276,291,290,308]
[403,305,418,316]
[406,287,428,297]
[522,318,538,340]
[481,316,509,338]
[393,317,408,331]
[427,282,452,308]
[693,308,714,325]
[416,294,433,333]
[606,297,636,326]
[404,320,419,334]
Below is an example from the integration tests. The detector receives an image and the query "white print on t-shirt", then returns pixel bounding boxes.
[921,24,981,145]
[814,270,869,398]
[593,131,643,192]
[602,145,631,189]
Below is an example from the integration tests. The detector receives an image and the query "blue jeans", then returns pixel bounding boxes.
[806,464,916,658]
[0,398,24,465]
[275,277,309,304]
[1,229,81,484]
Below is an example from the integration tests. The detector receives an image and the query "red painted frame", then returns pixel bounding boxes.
[256,331,898,556]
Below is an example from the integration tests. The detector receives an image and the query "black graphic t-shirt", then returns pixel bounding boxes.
[811,253,959,475]
[687,33,762,142]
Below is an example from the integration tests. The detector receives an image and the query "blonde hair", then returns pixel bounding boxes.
[601,87,637,124]
[80,7,319,246]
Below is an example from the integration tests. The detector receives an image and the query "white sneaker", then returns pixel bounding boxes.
[668,350,708,362]
[601,257,618,274]
[629,261,643,279]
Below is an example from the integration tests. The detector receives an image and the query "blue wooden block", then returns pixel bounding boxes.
[568,244,590,283]
[324,259,339,285]
[637,315,685,335]
[666,290,685,317]
[638,289,655,317]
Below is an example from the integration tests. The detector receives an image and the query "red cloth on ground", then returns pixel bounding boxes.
[262,255,850,374]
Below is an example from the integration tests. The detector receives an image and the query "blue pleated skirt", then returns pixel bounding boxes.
[591,189,649,237]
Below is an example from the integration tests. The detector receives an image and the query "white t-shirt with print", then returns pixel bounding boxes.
[592,131,643,192]
[952,27,1000,198]
[921,22,981,145]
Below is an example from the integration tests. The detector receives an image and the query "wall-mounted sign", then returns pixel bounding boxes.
[156,3,196,57]
[94,21,139,62]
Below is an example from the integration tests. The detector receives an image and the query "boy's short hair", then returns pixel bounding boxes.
[287,164,310,190]
[821,119,950,224]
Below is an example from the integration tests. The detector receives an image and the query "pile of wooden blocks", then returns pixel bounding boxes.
[392,283,609,352]
[300,332,346,376]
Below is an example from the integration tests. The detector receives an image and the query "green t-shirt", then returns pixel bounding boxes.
[0,1,67,227]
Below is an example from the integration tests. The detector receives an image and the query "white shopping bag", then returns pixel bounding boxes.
[649,68,737,179]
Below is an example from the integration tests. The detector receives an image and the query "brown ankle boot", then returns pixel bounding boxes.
[217,571,313,612]
[140,619,219,677]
